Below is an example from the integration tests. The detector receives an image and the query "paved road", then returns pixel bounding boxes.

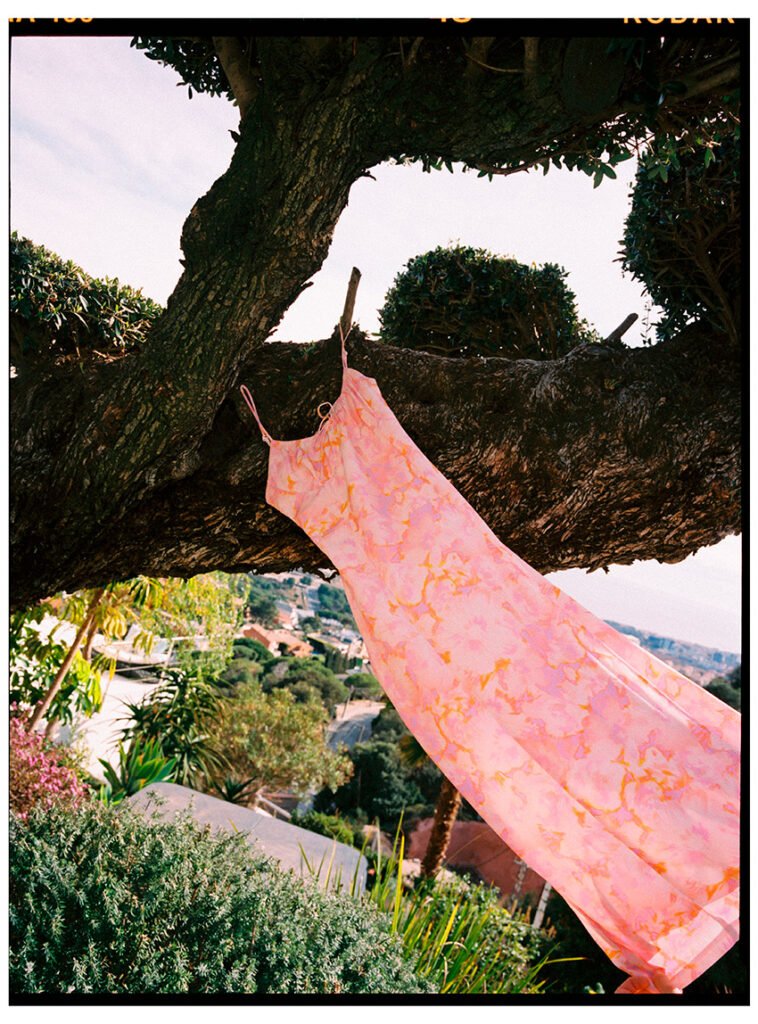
[327,700,384,750]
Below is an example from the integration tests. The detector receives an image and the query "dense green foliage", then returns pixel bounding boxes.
[621,132,740,344]
[305,822,551,994]
[208,681,352,799]
[379,245,598,359]
[370,703,409,743]
[132,35,238,101]
[315,739,424,828]
[120,667,227,787]
[705,664,741,711]
[131,35,738,189]
[220,656,262,687]
[221,635,275,686]
[10,231,161,365]
[291,809,363,850]
[316,583,358,629]
[243,576,280,627]
[299,614,322,632]
[346,671,384,699]
[396,873,550,993]
[10,801,429,994]
[364,704,481,824]
[262,656,348,714]
[232,636,275,663]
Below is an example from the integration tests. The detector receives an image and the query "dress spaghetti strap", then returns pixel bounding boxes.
[239,323,351,444]
[239,385,273,446]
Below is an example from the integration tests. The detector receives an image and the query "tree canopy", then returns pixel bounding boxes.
[10,26,742,607]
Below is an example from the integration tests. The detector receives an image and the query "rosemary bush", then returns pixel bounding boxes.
[10,800,429,995]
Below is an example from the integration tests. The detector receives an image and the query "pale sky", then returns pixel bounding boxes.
[9,33,742,654]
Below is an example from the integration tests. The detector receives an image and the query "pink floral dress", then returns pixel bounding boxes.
[241,332,740,994]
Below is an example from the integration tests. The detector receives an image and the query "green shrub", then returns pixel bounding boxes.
[263,656,349,715]
[347,672,384,699]
[704,664,741,711]
[221,656,261,687]
[10,801,431,994]
[207,681,352,799]
[379,245,597,359]
[120,667,227,788]
[305,821,551,994]
[292,810,358,849]
[232,637,274,663]
[10,231,162,366]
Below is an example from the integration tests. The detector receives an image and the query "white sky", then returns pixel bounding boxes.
[9,33,742,654]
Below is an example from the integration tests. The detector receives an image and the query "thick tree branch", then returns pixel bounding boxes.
[11,323,739,608]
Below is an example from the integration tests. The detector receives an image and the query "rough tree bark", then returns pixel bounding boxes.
[421,776,463,879]
[10,34,741,607]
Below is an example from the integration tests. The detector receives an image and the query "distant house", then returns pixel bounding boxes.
[240,623,312,658]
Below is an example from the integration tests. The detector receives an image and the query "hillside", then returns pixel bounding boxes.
[606,621,740,685]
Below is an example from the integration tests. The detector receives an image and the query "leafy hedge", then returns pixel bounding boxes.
[379,245,598,359]
[10,231,162,364]
[10,801,431,995]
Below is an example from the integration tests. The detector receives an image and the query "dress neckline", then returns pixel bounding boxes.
[268,367,373,448]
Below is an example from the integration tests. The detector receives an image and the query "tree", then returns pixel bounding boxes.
[346,672,385,700]
[232,636,275,664]
[120,666,228,788]
[315,739,424,829]
[207,682,353,802]
[316,584,358,630]
[244,584,280,629]
[379,245,598,359]
[10,30,741,606]
[18,573,239,731]
[299,615,322,633]
[220,656,261,687]
[262,655,349,714]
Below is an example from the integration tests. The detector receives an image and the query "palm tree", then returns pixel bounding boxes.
[398,733,462,879]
